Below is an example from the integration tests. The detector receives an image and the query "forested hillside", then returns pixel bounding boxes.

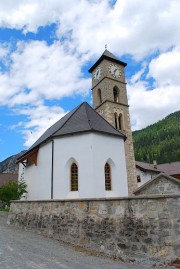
[133,111,180,164]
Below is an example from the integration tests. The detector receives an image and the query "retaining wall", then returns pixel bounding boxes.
[8,195,180,264]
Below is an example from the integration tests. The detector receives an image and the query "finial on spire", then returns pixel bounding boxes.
[105,44,107,49]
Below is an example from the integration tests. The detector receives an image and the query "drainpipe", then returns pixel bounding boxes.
[51,139,54,199]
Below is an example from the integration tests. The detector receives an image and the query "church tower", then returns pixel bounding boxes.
[89,49,137,195]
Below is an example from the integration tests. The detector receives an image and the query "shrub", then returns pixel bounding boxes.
[0,180,27,207]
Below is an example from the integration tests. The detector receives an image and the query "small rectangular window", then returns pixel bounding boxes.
[137,175,141,183]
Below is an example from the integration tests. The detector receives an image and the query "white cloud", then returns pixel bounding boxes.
[0,0,180,59]
[13,104,67,147]
[0,45,9,59]
[128,49,180,130]
[0,40,91,107]
[148,47,180,87]
[128,83,180,130]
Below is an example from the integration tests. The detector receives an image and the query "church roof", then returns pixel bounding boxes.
[88,49,127,73]
[18,102,126,162]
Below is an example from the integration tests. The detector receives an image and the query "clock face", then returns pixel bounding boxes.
[109,64,121,78]
[93,67,102,81]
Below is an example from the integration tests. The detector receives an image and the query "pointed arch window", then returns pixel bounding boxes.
[114,113,118,129]
[113,87,119,103]
[104,163,112,191]
[71,163,78,191]
[118,114,122,130]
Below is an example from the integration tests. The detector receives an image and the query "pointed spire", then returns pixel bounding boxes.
[88,49,127,73]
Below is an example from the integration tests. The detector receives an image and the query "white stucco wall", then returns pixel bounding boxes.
[53,133,128,199]
[136,168,159,187]
[22,132,128,200]
[23,142,52,200]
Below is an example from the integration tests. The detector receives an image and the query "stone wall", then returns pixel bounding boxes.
[134,175,180,196]
[8,196,180,265]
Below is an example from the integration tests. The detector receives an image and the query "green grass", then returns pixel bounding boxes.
[0,208,10,212]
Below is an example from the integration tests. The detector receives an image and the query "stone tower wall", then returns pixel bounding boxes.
[92,58,137,195]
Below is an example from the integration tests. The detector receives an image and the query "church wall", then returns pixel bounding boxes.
[91,133,128,197]
[53,133,128,199]
[8,195,180,265]
[53,133,94,199]
[24,142,52,200]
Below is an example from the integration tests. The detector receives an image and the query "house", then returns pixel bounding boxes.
[17,102,128,200]
[134,173,180,196]
[157,161,180,180]
[135,161,180,187]
[0,173,18,188]
[135,161,161,187]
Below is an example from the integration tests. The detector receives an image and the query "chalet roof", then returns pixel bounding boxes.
[88,49,127,73]
[136,161,180,176]
[18,102,126,162]
[133,173,180,195]
[0,173,18,188]
[157,162,180,176]
[136,161,161,173]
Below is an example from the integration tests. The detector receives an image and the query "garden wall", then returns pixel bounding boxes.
[8,195,180,265]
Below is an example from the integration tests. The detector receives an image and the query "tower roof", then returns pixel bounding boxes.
[88,49,127,73]
[17,102,126,162]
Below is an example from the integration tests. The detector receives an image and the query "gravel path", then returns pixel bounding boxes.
[0,212,171,269]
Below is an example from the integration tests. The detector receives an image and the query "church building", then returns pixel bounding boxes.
[17,50,137,199]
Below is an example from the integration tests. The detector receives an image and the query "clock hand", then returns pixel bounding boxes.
[114,68,117,75]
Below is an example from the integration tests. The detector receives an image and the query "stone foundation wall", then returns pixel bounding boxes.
[8,195,180,264]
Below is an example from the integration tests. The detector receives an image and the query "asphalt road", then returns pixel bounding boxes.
[0,212,170,269]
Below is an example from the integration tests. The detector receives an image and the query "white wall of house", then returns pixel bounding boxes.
[23,132,128,200]
[136,168,159,187]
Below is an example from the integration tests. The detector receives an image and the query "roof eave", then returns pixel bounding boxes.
[17,147,39,163]
[88,54,127,73]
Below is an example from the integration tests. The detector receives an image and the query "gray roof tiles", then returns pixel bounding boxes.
[136,161,180,176]
[136,161,161,173]
[88,49,127,73]
[18,102,126,161]
[157,162,180,176]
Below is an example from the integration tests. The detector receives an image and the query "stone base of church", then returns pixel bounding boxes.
[8,195,180,266]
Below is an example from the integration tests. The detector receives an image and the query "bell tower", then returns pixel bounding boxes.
[89,49,137,195]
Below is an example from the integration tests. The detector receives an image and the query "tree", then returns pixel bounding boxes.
[0,180,27,207]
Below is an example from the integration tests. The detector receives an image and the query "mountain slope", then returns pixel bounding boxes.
[133,111,180,164]
[0,151,26,174]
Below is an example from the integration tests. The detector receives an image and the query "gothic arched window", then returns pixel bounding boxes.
[71,163,78,191]
[114,113,118,129]
[113,86,119,103]
[104,163,112,191]
[98,88,102,104]
[118,114,122,130]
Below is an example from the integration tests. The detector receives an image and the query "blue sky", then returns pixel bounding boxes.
[0,0,180,161]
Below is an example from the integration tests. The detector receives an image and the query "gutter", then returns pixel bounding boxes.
[51,139,54,199]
